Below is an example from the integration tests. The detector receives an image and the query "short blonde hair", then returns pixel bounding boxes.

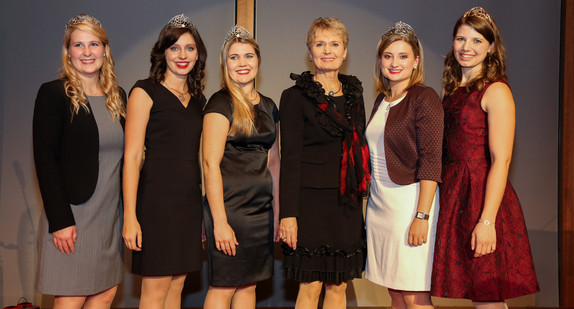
[306,17,349,50]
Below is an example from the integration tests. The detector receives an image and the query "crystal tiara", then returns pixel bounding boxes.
[382,21,418,42]
[223,25,253,45]
[65,14,102,32]
[166,14,195,30]
[463,7,493,22]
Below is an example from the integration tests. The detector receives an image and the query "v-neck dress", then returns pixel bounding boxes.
[130,78,205,275]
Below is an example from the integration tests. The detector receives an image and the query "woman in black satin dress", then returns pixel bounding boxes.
[202,26,280,309]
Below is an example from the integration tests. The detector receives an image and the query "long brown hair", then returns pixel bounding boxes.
[61,14,124,121]
[443,8,507,96]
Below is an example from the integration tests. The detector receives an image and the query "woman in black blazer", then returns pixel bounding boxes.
[33,14,125,308]
[278,17,370,309]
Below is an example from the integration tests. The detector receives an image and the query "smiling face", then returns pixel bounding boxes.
[380,40,419,90]
[309,29,347,74]
[226,42,259,87]
[164,32,198,79]
[68,29,105,80]
[453,23,493,78]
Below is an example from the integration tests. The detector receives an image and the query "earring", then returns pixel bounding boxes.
[103,53,106,57]
[343,57,346,60]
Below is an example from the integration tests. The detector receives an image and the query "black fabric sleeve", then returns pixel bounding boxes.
[203,91,233,123]
[33,81,75,232]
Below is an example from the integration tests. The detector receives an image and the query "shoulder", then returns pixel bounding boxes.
[35,79,69,110]
[482,81,513,111]
[409,84,441,104]
[37,79,67,96]
[204,89,233,118]
[130,78,157,96]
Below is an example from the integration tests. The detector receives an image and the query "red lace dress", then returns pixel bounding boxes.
[431,82,539,301]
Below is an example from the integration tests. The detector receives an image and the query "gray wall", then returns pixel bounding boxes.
[0,0,560,307]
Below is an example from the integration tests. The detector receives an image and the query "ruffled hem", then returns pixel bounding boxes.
[282,243,366,283]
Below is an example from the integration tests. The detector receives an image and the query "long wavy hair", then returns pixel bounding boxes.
[150,26,207,99]
[61,15,125,121]
[220,37,261,136]
[375,31,424,97]
[443,9,507,96]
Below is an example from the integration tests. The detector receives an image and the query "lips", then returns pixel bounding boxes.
[321,57,335,62]
[236,69,250,75]
[176,62,189,69]
[80,59,95,64]
[388,68,402,74]
[458,53,474,61]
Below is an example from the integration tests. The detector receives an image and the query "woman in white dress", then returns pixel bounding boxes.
[364,21,443,309]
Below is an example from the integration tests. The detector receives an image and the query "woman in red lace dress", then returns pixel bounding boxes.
[431,7,539,307]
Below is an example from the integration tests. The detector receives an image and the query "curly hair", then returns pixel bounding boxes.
[149,26,207,99]
[61,14,125,121]
[443,9,507,96]
[220,36,261,136]
[374,27,424,97]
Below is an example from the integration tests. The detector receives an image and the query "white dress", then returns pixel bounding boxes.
[364,95,439,291]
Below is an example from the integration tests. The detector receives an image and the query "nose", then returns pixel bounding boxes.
[462,40,470,50]
[238,56,247,66]
[82,46,91,56]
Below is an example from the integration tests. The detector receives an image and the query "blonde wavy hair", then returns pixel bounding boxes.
[61,15,125,121]
[220,36,261,136]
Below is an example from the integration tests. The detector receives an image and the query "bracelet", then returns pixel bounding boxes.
[478,218,494,227]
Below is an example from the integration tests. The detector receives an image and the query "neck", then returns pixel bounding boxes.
[314,70,339,83]
[387,81,408,101]
[460,64,483,86]
[80,75,102,96]
[164,72,187,91]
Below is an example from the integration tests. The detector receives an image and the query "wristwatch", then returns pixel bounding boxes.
[415,211,429,220]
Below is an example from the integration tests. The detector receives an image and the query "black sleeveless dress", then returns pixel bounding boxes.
[203,89,279,286]
[130,78,205,275]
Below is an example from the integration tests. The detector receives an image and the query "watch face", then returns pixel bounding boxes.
[416,212,424,219]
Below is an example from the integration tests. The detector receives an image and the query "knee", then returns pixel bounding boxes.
[298,281,323,298]
[325,282,347,296]
[96,286,118,305]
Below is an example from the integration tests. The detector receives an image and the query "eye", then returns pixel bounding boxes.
[473,39,483,44]
[383,54,392,59]
[186,46,195,51]
[73,43,83,48]
[246,54,255,59]
[332,42,339,47]
[455,37,464,42]
[90,42,100,47]
[229,55,237,60]
[316,42,324,47]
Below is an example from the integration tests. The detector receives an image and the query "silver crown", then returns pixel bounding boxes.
[223,25,252,45]
[382,21,418,42]
[463,7,493,22]
[65,14,102,32]
[166,14,195,30]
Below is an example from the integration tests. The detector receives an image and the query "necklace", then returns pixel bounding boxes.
[327,82,342,96]
[163,81,188,102]
[247,89,259,102]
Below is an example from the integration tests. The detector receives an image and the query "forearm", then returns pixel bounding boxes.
[203,163,228,225]
[122,155,142,221]
[416,180,437,214]
[480,159,511,223]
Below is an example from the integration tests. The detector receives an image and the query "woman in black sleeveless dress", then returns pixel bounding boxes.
[122,14,207,308]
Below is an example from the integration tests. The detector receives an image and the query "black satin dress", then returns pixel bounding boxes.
[203,89,278,286]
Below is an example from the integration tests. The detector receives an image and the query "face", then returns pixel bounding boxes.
[68,29,105,79]
[164,32,198,78]
[309,29,347,74]
[453,23,493,76]
[380,40,419,90]
[226,42,259,87]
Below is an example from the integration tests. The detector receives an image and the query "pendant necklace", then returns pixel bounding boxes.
[164,81,188,102]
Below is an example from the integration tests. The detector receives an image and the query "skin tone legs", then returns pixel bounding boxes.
[140,274,186,309]
[204,284,256,309]
[53,286,117,309]
[295,281,347,309]
[388,289,433,309]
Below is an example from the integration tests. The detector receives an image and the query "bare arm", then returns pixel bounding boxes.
[202,112,238,256]
[472,82,515,257]
[122,87,151,252]
[408,180,438,246]
[268,123,281,242]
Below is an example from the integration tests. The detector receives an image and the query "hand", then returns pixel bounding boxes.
[279,217,298,249]
[273,215,280,242]
[52,225,77,254]
[471,221,497,258]
[408,218,428,246]
[123,217,142,251]
[214,222,238,256]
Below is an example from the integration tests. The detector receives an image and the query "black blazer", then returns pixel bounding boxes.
[279,76,365,219]
[33,79,126,233]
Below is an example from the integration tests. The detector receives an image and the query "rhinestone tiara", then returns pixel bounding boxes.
[463,7,493,22]
[223,25,253,45]
[382,21,418,42]
[65,14,102,32]
[166,14,195,30]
